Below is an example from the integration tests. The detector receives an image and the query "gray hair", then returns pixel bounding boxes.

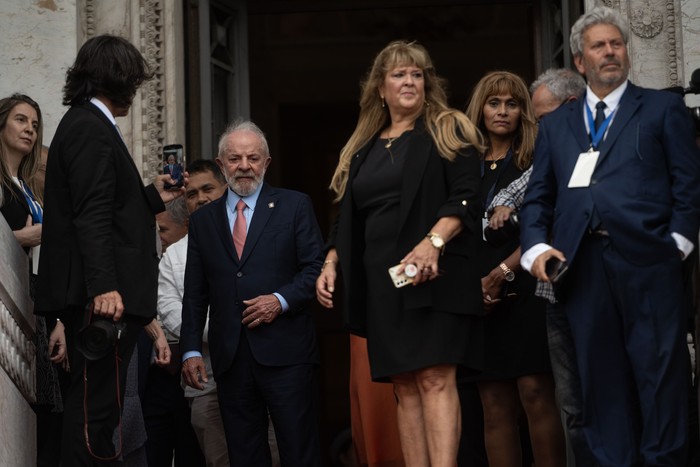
[217,119,270,158]
[529,68,587,101]
[164,197,189,226]
[570,6,629,57]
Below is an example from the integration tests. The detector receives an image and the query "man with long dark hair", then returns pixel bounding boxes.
[36,34,179,465]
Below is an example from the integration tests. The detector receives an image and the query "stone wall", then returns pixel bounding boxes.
[586,0,700,102]
[0,217,36,466]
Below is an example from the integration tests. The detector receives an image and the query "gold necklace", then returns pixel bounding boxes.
[488,148,509,170]
[385,136,399,149]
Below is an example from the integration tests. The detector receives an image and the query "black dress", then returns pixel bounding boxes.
[352,132,482,381]
[476,155,550,380]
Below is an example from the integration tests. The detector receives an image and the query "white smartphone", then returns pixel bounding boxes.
[388,264,413,288]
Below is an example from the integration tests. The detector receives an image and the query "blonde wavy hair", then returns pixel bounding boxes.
[330,40,484,200]
[465,71,537,171]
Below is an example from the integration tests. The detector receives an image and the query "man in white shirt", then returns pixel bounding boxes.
[157,159,230,466]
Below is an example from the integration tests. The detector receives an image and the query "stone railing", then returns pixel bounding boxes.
[0,215,36,402]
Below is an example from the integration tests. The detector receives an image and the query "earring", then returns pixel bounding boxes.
[381,96,385,108]
[425,100,430,107]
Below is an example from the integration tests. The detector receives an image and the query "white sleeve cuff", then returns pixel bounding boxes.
[671,232,694,260]
[520,243,552,272]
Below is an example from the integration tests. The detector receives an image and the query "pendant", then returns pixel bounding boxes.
[490,161,497,170]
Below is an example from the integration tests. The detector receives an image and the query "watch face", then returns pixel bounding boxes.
[505,271,515,281]
[431,237,445,248]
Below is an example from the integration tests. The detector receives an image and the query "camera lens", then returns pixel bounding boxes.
[76,320,119,360]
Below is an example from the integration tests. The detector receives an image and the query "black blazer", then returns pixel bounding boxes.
[180,184,324,377]
[36,102,165,319]
[330,118,484,335]
[1,181,31,227]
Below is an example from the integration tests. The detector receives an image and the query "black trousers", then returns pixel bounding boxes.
[61,306,149,466]
[142,358,205,467]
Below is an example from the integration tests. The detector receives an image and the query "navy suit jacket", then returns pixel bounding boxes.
[164,163,183,183]
[521,82,700,267]
[180,183,324,378]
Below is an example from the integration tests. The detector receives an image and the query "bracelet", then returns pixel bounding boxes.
[322,260,336,270]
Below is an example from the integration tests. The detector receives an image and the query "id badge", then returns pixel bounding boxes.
[568,150,599,188]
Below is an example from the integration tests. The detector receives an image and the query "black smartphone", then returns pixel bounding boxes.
[545,257,569,284]
[162,144,185,189]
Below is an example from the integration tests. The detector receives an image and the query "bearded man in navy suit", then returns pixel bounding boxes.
[520,7,700,466]
[180,120,323,466]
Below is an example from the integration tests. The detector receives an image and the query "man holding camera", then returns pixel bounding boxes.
[35,35,180,465]
[520,7,700,465]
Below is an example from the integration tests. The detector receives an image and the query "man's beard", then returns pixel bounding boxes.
[226,170,264,196]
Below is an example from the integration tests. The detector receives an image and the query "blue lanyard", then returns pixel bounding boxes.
[585,104,615,150]
[19,180,42,224]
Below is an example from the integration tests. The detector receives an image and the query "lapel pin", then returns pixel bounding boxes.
[268,202,275,208]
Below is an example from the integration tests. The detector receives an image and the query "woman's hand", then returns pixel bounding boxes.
[481,268,505,312]
[400,238,440,286]
[13,215,42,247]
[48,320,67,365]
[316,253,338,309]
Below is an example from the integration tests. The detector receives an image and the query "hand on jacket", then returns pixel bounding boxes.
[241,295,282,328]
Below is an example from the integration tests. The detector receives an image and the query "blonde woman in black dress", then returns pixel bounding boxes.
[317,41,485,466]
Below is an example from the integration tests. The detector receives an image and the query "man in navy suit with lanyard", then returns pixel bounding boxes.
[180,120,324,466]
[520,7,700,466]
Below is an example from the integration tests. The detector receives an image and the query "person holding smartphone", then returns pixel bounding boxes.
[316,40,484,466]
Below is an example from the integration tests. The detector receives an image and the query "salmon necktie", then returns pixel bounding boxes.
[233,199,247,258]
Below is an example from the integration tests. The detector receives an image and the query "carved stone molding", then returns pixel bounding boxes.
[85,0,97,38]
[663,1,680,85]
[0,302,36,403]
[140,0,166,180]
[630,1,663,38]
[601,0,620,9]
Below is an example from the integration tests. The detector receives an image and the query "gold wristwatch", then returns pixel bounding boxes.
[426,232,445,254]
[499,263,515,282]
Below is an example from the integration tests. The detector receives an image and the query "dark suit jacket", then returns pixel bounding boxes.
[163,163,183,186]
[521,82,700,267]
[35,102,165,319]
[180,184,324,378]
[329,118,484,336]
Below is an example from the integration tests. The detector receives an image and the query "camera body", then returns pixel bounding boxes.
[76,318,125,360]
